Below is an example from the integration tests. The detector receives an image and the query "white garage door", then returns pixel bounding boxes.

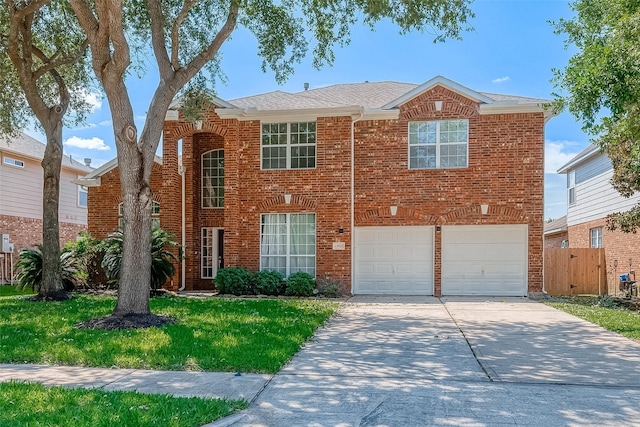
[441,225,528,296]
[354,226,434,295]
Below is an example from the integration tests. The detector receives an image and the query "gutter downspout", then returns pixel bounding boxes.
[351,109,364,295]
[179,164,186,291]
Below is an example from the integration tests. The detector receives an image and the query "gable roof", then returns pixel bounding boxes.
[212,75,554,121]
[0,133,92,174]
[544,215,568,236]
[556,144,600,174]
[80,155,163,185]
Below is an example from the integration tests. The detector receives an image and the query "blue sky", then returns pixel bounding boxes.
[35,0,588,220]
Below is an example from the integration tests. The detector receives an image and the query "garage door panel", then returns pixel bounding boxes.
[355,226,434,295]
[442,225,527,296]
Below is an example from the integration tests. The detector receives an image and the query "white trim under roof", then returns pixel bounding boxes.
[556,144,600,174]
[382,75,495,109]
[82,155,163,180]
[168,94,237,112]
[215,106,364,122]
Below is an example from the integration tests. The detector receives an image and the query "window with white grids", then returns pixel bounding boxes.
[568,170,576,205]
[409,119,468,169]
[260,213,316,277]
[202,227,216,279]
[261,122,316,169]
[202,149,224,208]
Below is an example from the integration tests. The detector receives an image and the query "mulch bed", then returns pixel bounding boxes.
[75,313,177,330]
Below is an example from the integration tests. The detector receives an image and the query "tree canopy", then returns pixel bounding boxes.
[553,0,640,232]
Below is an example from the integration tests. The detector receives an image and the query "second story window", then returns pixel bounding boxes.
[261,122,316,170]
[568,170,576,205]
[202,149,224,208]
[409,119,468,169]
[3,157,24,167]
[77,181,88,208]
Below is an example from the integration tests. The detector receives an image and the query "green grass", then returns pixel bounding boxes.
[0,294,337,373]
[0,285,34,297]
[546,296,640,340]
[0,381,246,427]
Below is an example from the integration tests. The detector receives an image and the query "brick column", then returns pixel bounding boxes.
[161,125,182,291]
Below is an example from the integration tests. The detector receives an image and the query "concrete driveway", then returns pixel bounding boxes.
[213,296,640,426]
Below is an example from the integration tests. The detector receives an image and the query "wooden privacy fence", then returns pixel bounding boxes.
[544,248,607,296]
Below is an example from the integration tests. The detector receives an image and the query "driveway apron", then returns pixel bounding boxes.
[213,296,640,427]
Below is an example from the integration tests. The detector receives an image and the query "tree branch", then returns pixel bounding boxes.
[174,1,239,89]
[170,0,198,69]
[32,39,89,80]
[6,0,51,20]
[147,0,172,80]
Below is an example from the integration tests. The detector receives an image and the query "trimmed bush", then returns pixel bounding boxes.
[15,246,79,293]
[215,267,254,295]
[285,272,315,297]
[254,270,285,296]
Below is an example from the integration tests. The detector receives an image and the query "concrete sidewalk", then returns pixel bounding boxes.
[0,364,270,401]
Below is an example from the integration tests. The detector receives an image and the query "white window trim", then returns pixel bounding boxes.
[260,122,317,170]
[590,227,603,248]
[259,213,316,277]
[568,170,576,206]
[77,176,88,208]
[3,156,24,168]
[408,119,469,170]
[202,149,224,209]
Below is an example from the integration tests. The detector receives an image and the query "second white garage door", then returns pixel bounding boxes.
[441,225,528,296]
[354,226,434,295]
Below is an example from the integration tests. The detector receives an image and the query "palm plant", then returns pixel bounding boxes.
[102,228,179,290]
[15,246,79,293]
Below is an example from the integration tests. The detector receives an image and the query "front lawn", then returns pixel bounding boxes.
[0,285,34,297]
[546,296,640,341]
[0,294,337,373]
[0,381,246,427]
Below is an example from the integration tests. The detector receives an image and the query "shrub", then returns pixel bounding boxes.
[64,233,109,289]
[254,270,285,295]
[101,228,179,290]
[315,276,345,298]
[215,267,254,295]
[285,272,315,297]
[15,246,79,293]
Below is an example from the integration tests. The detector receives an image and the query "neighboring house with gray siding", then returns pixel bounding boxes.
[0,133,92,276]
[557,145,640,290]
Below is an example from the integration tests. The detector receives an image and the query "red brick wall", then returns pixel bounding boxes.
[544,231,568,248]
[0,214,86,267]
[568,218,640,292]
[87,162,165,240]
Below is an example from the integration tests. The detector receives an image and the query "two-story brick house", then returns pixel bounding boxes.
[85,76,554,297]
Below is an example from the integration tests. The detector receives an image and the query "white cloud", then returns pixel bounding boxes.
[64,136,110,151]
[79,90,102,113]
[492,76,510,84]
[99,120,112,127]
[545,140,580,174]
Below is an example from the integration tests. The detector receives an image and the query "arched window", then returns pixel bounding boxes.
[118,201,160,229]
[202,149,224,208]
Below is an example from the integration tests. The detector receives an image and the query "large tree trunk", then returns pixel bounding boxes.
[39,114,68,299]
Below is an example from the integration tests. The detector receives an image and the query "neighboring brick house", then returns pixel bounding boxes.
[558,144,640,286]
[0,133,92,277]
[544,216,568,248]
[86,76,554,297]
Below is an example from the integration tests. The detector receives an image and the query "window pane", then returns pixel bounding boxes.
[202,150,224,207]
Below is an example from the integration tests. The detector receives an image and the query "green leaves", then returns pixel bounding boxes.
[554,0,640,232]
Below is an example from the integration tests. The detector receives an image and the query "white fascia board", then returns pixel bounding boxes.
[383,75,494,109]
[72,177,101,187]
[215,106,364,122]
[556,146,600,174]
[362,108,400,120]
[168,95,237,113]
[83,157,118,179]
